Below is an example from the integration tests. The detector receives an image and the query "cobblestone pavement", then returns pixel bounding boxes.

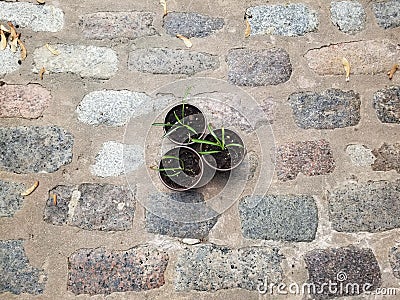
[0,0,399,299]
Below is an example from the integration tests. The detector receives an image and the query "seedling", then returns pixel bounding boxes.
[150,155,184,177]
[192,124,244,155]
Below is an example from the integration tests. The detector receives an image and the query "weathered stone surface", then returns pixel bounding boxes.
[90,141,144,177]
[373,86,400,124]
[0,2,64,32]
[246,4,318,36]
[305,40,399,76]
[43,184,135,231]
[276,140,335,181]
[346,144,376,167]
[77,90,152,126]
[304,246,381,299]
[145,192,218,239]
[0,240,46,295]
[372,0,400,29]
[0,84,51,119]
[33,44,118,79]
[0,126,74,174]
[163,12,224,38]
[68,245,168,295]
[389,245,400,279]
[288,89,361,129]
[372,143,400,173]
[128,48,219,75]
[0,47,21,77]
[175,244,283,291]
[0,180,25,217]
[330,1,366,34]
[226,48,292,86]
[79,11,157,40]
[239,195,318,242]
[329,180,400,232]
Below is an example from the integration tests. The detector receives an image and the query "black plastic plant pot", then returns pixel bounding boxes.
[200,129,246,171]
[158,146,204,191]
[163,104,206,145]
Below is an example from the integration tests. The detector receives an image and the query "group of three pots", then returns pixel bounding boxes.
[153,103,246,191]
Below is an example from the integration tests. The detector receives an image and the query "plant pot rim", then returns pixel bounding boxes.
[163,103,207,146]
[158,146,204,191]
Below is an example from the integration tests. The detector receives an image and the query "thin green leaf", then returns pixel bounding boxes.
[152,122,173,127]
[191,138,220,147]
[207,124,221,145]
[174,110,183,125]
[225,143,244,148]
[221,127,225,149]
[198,150,221,155]
[163,125,180,138]
[183,124,197,135]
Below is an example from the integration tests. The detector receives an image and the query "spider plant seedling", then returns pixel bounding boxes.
[150,155,184,177]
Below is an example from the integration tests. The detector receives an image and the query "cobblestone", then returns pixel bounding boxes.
[0,47,21,77]
[226,48,292,86]
[389,245,400,279]
[33,44,118,79]
[329,180,400,232]
[77,90,152,126]
[0,240,46,295]
[239,195,318,242]
[43,184,135,231]
[90,141,144,177]
[128,48,219,75]
[163,12,224,38]
[175,244,283,291]
[346,144,376,167]
[68,245,168,295]
[373,86,400,124]
[0,126,73,174]
[0,180,25,217]
[246,4,318,36]
[79,11,157,40]
[276,140,335,181]
[305,40,400,76]
[304,246,381,299]
[0,2,64,32]
[288,89,361,129]
[0,84,51,119]
[372,0,400,29]
[372,143,400,173]
[330,1,366,34]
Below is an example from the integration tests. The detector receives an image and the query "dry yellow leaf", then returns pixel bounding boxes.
[39,67,46,80]
[7,22,18,40]
[388,64,399,80]
[17,39,27,60]
[52,194,57,206]
[160,0,168,16]
[0,24,10,33]
[245,19,251,38]
[176,34,192,48]
[10,38,18,53]
[342,57,350,82]
[45,43,60,55]
[37,0,46,4]
[0,30,6,50]
[21,181,39,196]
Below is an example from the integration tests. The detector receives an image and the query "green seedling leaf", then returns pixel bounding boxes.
[191,138,220,147]
[198,150,221,155]
[225,143,244,148]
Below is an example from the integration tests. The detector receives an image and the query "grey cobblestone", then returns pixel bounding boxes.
[330,1,366,34]
[0,180,25,217]
[372,0,400,29]
[373,86,400,124]
[372,143,400,173]
[0,47,21,77]
[346,144,376,167]
[389,245,400,279]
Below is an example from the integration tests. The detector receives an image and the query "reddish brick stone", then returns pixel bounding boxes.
[68,245,168,295]
[276,140,335,181]
[0,84,51,119]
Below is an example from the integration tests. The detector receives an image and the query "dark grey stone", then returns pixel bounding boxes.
[389,245,400,279]
[0,126,73,174]
[43,184,135,231]
[239,195,318,242]
[145,192,218,239]
[0,180,25,217]
[246,4,318,36]
[304,246,381,299]
[68,245,168,295]
[163,12,224,38]
[288,89,361,129]
[373,86,400,123]
[175,244,283,291]
[330,1,366,34]
[372,0,400,29]
[227,48,292,86]
[329,180,400,232]
[0,240,46,295]
[128,48,219,75]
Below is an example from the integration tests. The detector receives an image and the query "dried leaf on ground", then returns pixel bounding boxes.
[52,194,57,205]
[21,181,39,196]
[0,24,10,33]
[39,67,46,80]
[245,19,251,37]
[342,57,350,82]
[176,34,192,48]
[7,22,18,40]
[0,30,6,50]
[45,43,60,55]
[388,64,399,80]
[37,0,46,4]
[160,0,168,16]
[18,39,27,60]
